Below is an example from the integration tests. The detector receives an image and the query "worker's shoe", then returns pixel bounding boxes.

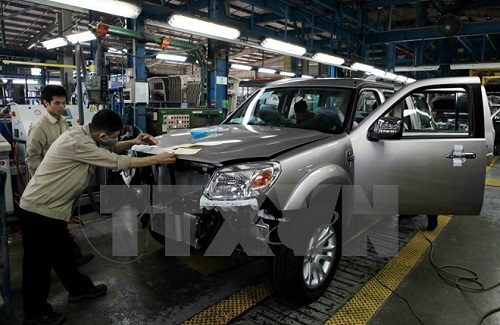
[75,253,95,267]
[67,284,107,303]
[23,311,66,325]
[427,215,438,231]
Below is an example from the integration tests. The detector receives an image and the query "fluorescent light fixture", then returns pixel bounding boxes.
[395,65,440,72]
[231,64,252,71]
[351,62,375,73]
[279,71,296,77]
[1,79,7,83]
[48,0,141,19]
[42,37,68,49]
[156,53,188,62]
[395,75,408,83]
[301,75,314,79]
[450,62,500,70]
[66,31,96,44]
[167,14,240,40]
[13,79,38,84]
[384,72,398,80]
[370,68,387,77]
[406,78,417,83]
[311,53,345,66]
[31,68,42,76]
[258,67,276,74]
[261,38,306,56]
[48,80,62,85]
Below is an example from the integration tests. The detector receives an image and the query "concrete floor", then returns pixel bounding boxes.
[1,161,499,325]
[369,185,500,325]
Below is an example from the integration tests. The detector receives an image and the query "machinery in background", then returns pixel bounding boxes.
[10,103,96,150]
[152,108,224,135]
[227,76,241,113]
[86,74,110,106]
[0,134,14,214]
[123,68,149,105]
[146,75,238,135]
[9,104,98,204]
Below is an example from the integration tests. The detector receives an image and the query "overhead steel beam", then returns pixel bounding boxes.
[303,0,383,32]
[457,36,473,55]
[461,0,500,9]
[234,0,347,36]
[229,47,259,60]
[485,34,496,51]
[366,20,500,44]
[22,20,58,49]
[0,4,39,21]
[0,48,58,60]
[143,3,281,41]
[431,0,449,15]
[24,0,87,14]
[0,0,6,48]
[362,0,428,10]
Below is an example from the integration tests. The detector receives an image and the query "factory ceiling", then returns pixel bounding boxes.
[1,0,500,78]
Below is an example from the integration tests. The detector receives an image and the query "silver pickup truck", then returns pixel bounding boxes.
[130,77,493,304]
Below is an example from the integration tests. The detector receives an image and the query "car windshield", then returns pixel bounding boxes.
[224,87,353,134]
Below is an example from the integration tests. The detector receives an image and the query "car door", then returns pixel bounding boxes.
[350,77,486,215]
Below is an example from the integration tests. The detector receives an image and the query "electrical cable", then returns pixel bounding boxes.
[476,306,500,325]
[76,183,201,264]
[409,217,500,293]
[77,201,151,265]
[407,217,500,325]
[348,216,500,325]
[372,274,426,325]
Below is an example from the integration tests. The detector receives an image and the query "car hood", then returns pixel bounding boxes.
[132,125,331,165]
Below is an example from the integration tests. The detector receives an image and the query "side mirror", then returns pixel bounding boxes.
[369,116,403,140]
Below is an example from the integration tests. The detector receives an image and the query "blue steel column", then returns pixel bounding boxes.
[414,2,426,79]
[329,66,336,78]
[291,57,299,75]
[41,67,47,86]
[130,16,147,131]
[387,43,395,72]
[89,11,100,62]
[207,0,228,113]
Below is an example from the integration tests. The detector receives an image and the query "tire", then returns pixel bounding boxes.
[269,217,341,304]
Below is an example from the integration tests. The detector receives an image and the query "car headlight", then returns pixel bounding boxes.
[204,162,281,200]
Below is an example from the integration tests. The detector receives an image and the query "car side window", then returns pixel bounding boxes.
[384,88,471,136]
[354,90,380,124]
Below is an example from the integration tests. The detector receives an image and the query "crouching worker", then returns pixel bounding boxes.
[19,109,176,325]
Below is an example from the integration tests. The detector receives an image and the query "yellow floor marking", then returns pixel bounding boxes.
[486,178,500,187]
[181,282,271,325]
[325,215,452,325]
[486,156,499,186]
[486,155,498,173]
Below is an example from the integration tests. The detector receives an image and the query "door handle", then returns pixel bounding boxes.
[445,152,476,159]
[346,150,355,162]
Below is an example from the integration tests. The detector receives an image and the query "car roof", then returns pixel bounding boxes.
[264,77,396,91]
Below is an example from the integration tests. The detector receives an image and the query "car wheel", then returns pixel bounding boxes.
[269,219,341,304]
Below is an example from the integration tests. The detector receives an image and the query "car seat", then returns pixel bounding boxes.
[259,104,283,124]
[315,107,344,131]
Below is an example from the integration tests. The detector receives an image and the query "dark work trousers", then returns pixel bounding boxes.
[19,208,94,317]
